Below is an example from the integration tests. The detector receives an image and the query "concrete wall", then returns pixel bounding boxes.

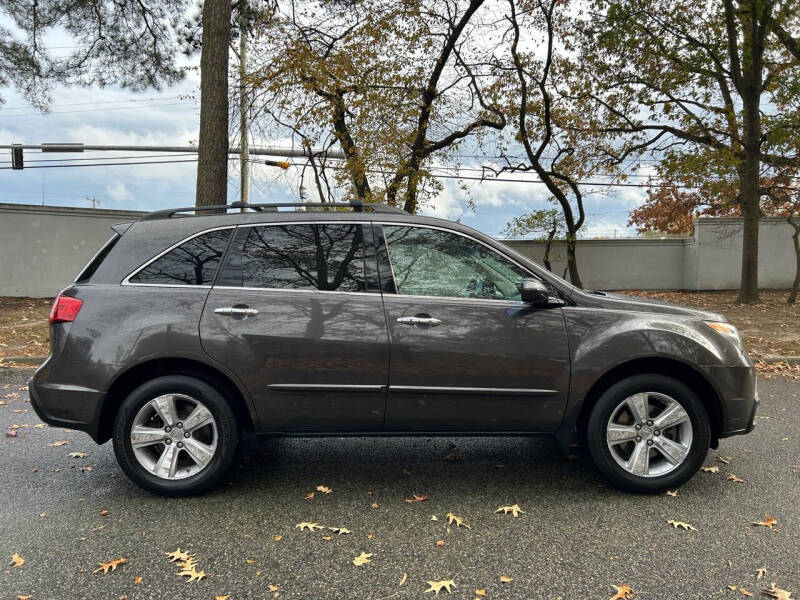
[0,204,796,296]
[0,203,145,297]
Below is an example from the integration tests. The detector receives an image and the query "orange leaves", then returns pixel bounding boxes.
[295,522,323,532]
[495,504,524,517]
[609,583,634,600]
[752,514,778,530]
[445,513,470,529]
[165,548,193,563]
[701,465,720,473]
[316,485,332,494]
[727,473,744,483]
[499,574,513,583]
[10,553,25,568]
[762,583,794,600]
[94,557,127,574]
[405,493,429,503]
[167,548,208,583]
[352,552,373,567]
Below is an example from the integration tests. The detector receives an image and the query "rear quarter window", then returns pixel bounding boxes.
[75,234,120,283]
[128,229,232,286]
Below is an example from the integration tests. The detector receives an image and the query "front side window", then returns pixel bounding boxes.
[241,223,366,292]
[382,225,529,301]
[130,229,231,285]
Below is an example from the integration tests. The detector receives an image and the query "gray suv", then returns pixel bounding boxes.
[30,201,758,496]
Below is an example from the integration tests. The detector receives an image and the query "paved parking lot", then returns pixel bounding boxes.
[1,366,798,599]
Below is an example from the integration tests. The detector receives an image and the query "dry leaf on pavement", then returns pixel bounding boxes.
[762,583,794,600]
[134,576,142,585]
[295,522,323,532]
[665,489,679,497]
[69,452,86,458]
[10,553,25,568]
[328,527,351,535]
[667,519,698,531]
[352,552,373,567]
[94,557,126,574]
[610,583,634,600]
[405,494,429,503]
[495,504,524,517]
[727,473,744,483]
[48,440,68,447]
[701,466,720,473]
[757,568,768,580]
[215,596,231,600]
[425,579,456,594]
[399,573,407,586]
[500,575,513,583]
[165,549,193,563]
[316,485,332,494]
[435,540,446,547]
[446,513,470,529]
[752,514,778,530]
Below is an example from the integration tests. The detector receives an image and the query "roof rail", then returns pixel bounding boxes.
[140,200,408,221]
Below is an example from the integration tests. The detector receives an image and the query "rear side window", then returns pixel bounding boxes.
[75,234,120,283]
[240,223,366,292]
[129,229,232,285]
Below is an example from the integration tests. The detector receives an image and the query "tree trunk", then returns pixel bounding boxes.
[565,231,582,288]
[196,0,232,208]
[543,228,556,272]
[789,218,800,304]
[736,99,761,303]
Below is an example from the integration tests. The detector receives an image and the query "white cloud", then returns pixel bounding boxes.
[105,181,135,204]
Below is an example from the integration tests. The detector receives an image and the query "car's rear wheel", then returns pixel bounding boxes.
[586,374,710,493]
[112,375,238,496]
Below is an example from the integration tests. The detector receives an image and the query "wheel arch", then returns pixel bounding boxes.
[565,357,723,451]
[98,357,255,444]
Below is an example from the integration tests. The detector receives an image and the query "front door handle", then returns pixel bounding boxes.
[397,316,441,326]
[214,306,259,316]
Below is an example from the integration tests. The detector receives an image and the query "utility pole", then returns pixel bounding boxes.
[239,2,249,211]
[86,196,99,209]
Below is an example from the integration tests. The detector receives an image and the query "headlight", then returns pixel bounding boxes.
[705,321,742,345]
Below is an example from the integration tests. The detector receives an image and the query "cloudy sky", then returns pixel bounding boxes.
[0,70,646,239]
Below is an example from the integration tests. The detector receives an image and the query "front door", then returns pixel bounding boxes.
[200,221,389,432]
[377,224,570,431]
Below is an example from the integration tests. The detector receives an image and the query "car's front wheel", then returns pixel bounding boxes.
[586,374,710,493]
[112,375,238,496]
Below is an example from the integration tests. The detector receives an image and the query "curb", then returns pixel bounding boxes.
[0,356,45,366]
[756,355,800,365]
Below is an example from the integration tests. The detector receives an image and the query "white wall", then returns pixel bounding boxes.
[0,204,796,296]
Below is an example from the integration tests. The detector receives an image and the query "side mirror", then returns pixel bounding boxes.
[519,278,551,306]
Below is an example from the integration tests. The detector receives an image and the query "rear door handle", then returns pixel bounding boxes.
[397,316,441,326]
[214,307,259,316]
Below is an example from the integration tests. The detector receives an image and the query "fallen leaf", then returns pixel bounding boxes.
[446,513,470,529]
[757,568,768,580]
[701,466,720,473]
[668,519,698,531]
[134,576,142,585]
[610,583,634,600]
[740,589,753,596]
[269,584,280,597]
[33,424,46,429]
[304,492,314,500]
[94,557,127,574]
[496,504,524,517]
[316,485,332,494]
[435,540,446,547]
[246,559,256,564]
[6,430,17,437]
[273,535,282,541]
[399,573,407,586]
[321,536,332,541]
[69,452,86,458]
[729,585,739,591]
[17,595,32,600]
[405,493,429,503]
[500,575,513,583]
[475,590,487,597]
[752,514,778,530]
[215,596,231,600]
[762,582,794,600]
[39,512,45,518]
[99,510,109,517]
[328,527,351,535]
[716,456,732,464]
[295,522,323,532]
[48,440,68,447]
[430,515,438,521]
[727,473,744,483]
[165,549,193,563]
[352,552,373,567]
[10,553,25,568]
[371,502,379,509]
[425,579,456,594]
[665,489,679,497]
[176,566,208,583]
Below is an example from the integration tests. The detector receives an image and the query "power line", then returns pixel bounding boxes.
[0,102,191,118]
[0,95,187,112]
[0,158,198,170]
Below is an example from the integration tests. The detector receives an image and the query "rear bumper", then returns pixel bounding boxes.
[29,361,107,442]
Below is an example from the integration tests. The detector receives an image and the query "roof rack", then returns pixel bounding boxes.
[141,200,408,221]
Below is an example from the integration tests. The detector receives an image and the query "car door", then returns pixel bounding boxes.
[376,224,570,432]
[199,221,389,432]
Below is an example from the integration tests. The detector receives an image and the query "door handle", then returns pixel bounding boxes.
[214,307,259,316]
[397,316,441,326]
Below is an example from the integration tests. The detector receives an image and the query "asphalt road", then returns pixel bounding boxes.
[1,366,798,600]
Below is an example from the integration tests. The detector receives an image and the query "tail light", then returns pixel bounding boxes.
[49,294,83,324]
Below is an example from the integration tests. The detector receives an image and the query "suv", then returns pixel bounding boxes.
[30,201,757,496]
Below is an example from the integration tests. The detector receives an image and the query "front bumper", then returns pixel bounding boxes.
[699,364,758,439]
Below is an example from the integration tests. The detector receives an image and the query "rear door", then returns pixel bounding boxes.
[200,221,389,432]
[377,224,570,432]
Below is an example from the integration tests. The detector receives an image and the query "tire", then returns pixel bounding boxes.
[586,374,710,493]
[112,375,238,497]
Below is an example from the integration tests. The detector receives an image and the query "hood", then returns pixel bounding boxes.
[569,289,726,321]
